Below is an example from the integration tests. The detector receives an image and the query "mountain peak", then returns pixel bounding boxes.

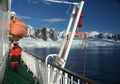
[26,25,58,41]
[26,25,120,42]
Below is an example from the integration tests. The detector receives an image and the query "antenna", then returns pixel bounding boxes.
[45,0,78,5]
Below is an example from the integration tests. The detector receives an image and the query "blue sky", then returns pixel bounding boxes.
[11,0,120,34]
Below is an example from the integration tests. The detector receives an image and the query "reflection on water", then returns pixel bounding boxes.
[25,46,120,84]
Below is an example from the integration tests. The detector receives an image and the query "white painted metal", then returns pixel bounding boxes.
[45,54,58,65]
[46,0,85,69]
[22,51,94,84]
[64,73,68,84]
[58,5,77,59]
[59,1,84,68]
[44,1,85,84]
[0,0,11,83]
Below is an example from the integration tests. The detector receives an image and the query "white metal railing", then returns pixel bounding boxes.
[22,51,99,84]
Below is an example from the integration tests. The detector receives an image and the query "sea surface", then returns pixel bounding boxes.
[25,46,120,84]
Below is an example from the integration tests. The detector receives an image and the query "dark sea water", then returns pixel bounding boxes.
[25,46,120,84]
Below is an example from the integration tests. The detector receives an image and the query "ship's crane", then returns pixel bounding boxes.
[45,0,85,68]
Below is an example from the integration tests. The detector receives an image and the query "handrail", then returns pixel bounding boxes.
[23,50,100,84]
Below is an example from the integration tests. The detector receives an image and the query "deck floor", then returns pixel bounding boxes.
[5,60,35,84]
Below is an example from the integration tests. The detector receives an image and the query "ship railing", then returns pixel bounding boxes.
[22,50,99,84]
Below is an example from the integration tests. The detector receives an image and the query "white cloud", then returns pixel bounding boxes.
[27,0,41,4]
[27,0,51,5]
[42,18,66,23]
[18,15,32,19]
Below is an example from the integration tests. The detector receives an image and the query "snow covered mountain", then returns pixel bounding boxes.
[26,25,58,41]
[58,30,120,41]
[19,25,120,48]
[87,31,120,41]
[26,25,120,41]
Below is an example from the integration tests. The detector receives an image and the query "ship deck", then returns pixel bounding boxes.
[5,60,35,84]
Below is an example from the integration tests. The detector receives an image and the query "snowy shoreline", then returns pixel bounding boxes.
[19,37,120,48]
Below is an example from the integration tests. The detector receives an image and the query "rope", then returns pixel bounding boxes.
[69,35,87,84]
[82,36,86,84]
[83,36,86,77]
[69,36,86,70]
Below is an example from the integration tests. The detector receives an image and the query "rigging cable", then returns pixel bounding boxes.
[69,35,86,72]
[83,35,86,77]
[66,4,72,15]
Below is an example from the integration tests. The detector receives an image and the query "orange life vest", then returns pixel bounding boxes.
[11,46,21,56]
[10,46,22,60]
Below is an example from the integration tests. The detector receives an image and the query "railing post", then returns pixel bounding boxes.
[47,64,50,84]
[71,76,73,84]
[65,73,68,84]
[78,79,80,84]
